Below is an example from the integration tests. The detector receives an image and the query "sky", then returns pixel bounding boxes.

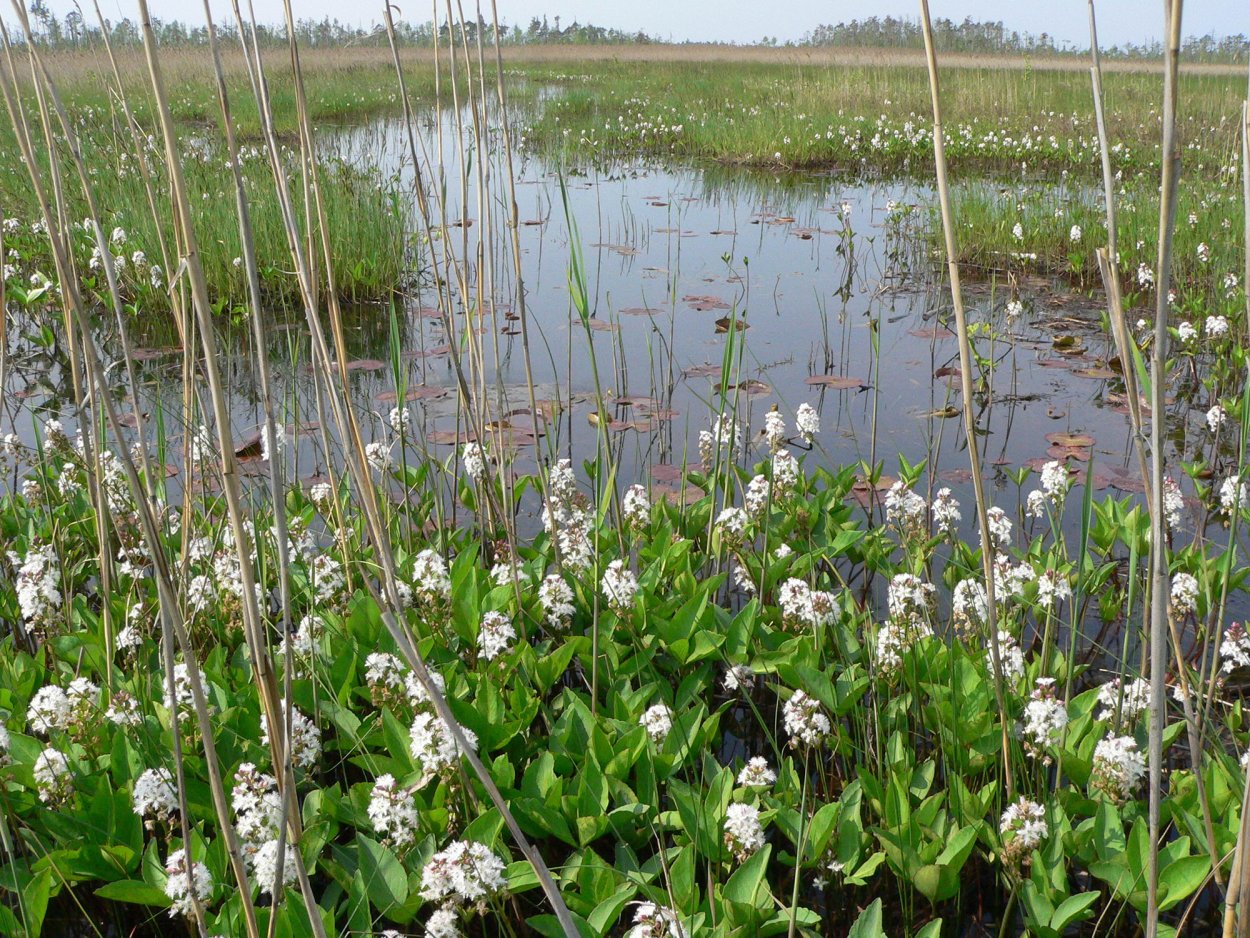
[36,0,1250,48]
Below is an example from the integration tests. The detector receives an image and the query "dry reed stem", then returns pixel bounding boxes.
[917,0,1014,800]
[1146,2,1185,934]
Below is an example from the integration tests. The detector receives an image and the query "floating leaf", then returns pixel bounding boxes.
[683,294,731,311]
[806,374,865,389]
[1045,431,1095,448]
[683,364,723,379]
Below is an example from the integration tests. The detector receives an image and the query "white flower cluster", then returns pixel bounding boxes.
[992,555,1037,600]
[231,763,283,857]
[987,631,1025,681]
[999,798,1048,866]
[1090,735,1146,802]
[932,487,961,535]
[164,848,213,918]
[251,837,297,896]
[1036,569,1072,610]
[886,573,934,624]
[601,560,639,614]
[365,441,392,472]
[723,664,755,693]
[9,541,62,633]
[420,840,508,907]
[763,409,787,451]
[1220,475,1249,514]
[622,484,651,531]
[795,403,820,445]
[365,652,445,710]
[737,756,776,788]
[411,549,453,608]
[952,579,988,635]
[884,481,926,541]
[1021,678,1067,763]
[389,406,412,436]
[27,685,72,735]
[368,774,420,849]
[28,678,98,737]
[259,704,321,770]
[1220,622,1250,674]
[1163,477,1184,530]
[163,661,207,718]
[489,556,529,590]
[538,574,576,630]
[1171,572,1199,617]
[698,415,740,468]
[743,474,772,517]
[1207,405,1228,434]
[132,767,179,823]
[783,690,831,749]
[625,902,688,938]
[311,553,345,605]
[1041,459,1071,503]
[875,618,934,673]
[1095,677,1150,726]
[985,507,1012,549]
[641,704,673,744]
[777,578,837,629]
[410,712,478,785]
[715,506,750,544]
[541,459,595,571]
[461,442,486,482]
[33,746,73,804]
[309,482,334,512]
[477,611,516,661]
[723,802,766,861]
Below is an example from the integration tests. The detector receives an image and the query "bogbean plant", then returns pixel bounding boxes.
[2,388,1248,937]
[0,125,410,314]
[942,168,1246,312]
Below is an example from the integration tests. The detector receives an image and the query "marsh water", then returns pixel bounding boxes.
[3,110,1216,577]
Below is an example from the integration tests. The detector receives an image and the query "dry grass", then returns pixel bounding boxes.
[30,40,1248,89]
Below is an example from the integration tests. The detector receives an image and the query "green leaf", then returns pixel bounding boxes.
[588,886,637,935]
[723,844,771,907]
[846,898,885,938]
[94,879,171,907]
[1050,891,1100,930]
[1158,855,1211,911]
[527,910,594,938]
[355,833,408,914]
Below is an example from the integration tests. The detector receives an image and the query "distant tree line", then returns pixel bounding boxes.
[17,4,656,49]
[800,15,1249,63]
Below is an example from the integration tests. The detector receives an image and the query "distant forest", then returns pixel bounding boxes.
[14,6,1250,63]
[800,15,1249,62]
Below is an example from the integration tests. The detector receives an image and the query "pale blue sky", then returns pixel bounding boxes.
[40,0,1250,47]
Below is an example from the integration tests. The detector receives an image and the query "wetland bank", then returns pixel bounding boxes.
[1,8,1250,938]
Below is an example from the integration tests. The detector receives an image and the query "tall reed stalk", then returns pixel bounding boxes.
[1146,4,1185,933]
[917,0,1014,800]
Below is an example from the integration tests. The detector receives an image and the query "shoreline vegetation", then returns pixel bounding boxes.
[2,5,1250,938]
